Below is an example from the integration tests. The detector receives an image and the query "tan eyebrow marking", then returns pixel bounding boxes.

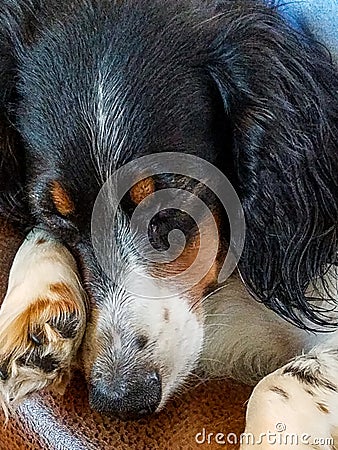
[51,181,75,216]
[130,177,155,205]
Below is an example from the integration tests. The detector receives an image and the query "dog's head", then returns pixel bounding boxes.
[79,170,229,419]
[9,0,337,418]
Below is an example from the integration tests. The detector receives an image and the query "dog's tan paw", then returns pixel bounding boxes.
[0,230,86,415]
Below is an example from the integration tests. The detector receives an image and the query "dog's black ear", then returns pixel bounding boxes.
[205,2,338,329]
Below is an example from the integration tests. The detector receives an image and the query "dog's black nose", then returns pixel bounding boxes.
[89,370,162,420]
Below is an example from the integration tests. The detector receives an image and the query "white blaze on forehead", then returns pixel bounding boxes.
[96,69,127,163]
[80,68,129,181]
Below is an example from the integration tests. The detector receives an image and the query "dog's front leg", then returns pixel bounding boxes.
[241,340,338,449]
[0,228,86,416]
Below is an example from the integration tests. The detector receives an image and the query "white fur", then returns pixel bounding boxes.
[0,229,86,415]
[129,272,204,407]
[1,230,81,316]
[241,265,338,449]
[90,259,204,408]
[199,276,318,384]
[2,229,338,449]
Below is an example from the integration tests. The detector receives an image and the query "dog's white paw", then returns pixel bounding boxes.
[241,353,338,449]
[0,230,86,416]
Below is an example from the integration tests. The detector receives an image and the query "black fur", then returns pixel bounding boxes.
[0,0,337,330]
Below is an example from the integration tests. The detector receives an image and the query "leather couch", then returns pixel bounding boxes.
[0,221,252,449]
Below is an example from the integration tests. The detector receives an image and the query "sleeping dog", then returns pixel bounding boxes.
[0,0,337,445]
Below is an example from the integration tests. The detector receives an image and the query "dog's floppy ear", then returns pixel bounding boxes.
[205,3,338,329]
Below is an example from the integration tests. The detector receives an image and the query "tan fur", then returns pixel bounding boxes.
[1,226,337,443]
[130,177,155,205]
[0,230,86,418]
[152,213,223,312]
[51,181,75,216]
